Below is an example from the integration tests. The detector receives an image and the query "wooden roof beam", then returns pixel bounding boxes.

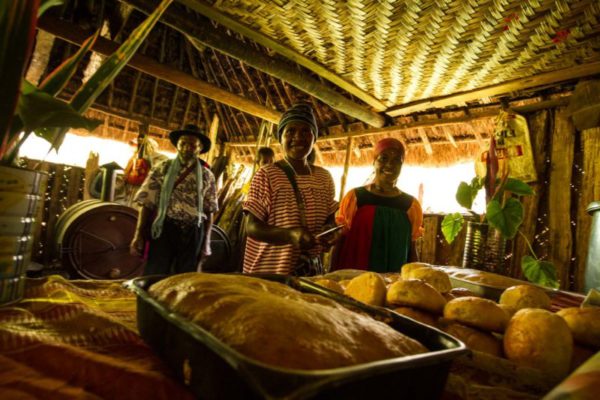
[123,0,385,128]
[174,0,386,112]
[417,128,433,155]
[37,15,282,124]
[387,62,600,116]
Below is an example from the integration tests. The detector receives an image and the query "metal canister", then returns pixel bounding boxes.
[585,201,600,291]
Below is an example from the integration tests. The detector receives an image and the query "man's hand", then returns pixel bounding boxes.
[130,236,145,257]
[287,227,316,250]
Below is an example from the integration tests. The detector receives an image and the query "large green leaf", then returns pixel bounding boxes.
[45,0,172,150]
[441,213,464,244]
[0,0,39,152]
[486,197,523,239]
[504,178,534,196]
[39,29,100,96]
[456,181,478,210]
[522,255,559,289]
[17,81,101,137]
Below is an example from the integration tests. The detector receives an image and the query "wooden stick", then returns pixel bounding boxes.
[339,136,353,202]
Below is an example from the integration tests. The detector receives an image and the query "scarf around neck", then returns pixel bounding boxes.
[151,156,204,239]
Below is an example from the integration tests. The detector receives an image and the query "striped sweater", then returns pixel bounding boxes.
[243,164,338,274]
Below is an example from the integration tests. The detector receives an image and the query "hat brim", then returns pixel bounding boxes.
[169,130,211,154]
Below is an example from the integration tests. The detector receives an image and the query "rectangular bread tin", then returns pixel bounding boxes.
[130,274,468,400]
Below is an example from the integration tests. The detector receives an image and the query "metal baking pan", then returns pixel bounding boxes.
[130,274,468,400]
[431,266,561,301]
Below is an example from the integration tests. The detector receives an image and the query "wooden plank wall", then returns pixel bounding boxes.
[418,107,600,293]
[23,159,85,265]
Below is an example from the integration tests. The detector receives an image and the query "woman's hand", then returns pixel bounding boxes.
[316,224,343,251]
[287,227,316,250]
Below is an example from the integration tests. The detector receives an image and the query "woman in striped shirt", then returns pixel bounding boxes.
[242,104,338,275]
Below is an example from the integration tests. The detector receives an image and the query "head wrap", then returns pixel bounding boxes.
[374,138,405,160]
[277,103,318,141]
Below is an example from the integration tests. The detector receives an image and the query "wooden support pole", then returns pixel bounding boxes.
[339,136,353,202]
[38,15,282,124]
[417,128,433,155]
[548,108,576,289]
[207,114,219,164]
[387,63,600,116]
[124,0,385,128]
[225,97,571,148]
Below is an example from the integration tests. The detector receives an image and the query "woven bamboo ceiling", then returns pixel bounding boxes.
[30,0,600,165]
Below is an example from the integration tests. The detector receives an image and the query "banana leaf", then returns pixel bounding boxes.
[38,0,64,17]
[39,29,100,96]
[19,80,101,137]
[0,0,39,155]
[43,0,172,151]
[5,28,101,156]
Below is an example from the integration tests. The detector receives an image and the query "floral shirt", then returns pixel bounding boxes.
[134,158,218,224]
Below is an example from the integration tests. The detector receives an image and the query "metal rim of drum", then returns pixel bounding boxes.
[202,225,233,273]
[55,201,143,279]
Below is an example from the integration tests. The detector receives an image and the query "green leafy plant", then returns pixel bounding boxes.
[441,138,559,288]
[1,0,172,163]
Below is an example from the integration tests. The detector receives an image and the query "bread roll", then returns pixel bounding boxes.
[444,297,509,333]
[387,279,447,314]
[499,285,551,311]
[438,319,503,357]
[498,303,517,318]
[313,279,344,294]
[150,273,428,370]
[402,267,452,294]
[394,307,438,327]
[400,262,433,279]
[557,307,600,348]
[344,272,387,306]
[504,308,573,380]
[338,279,352,290]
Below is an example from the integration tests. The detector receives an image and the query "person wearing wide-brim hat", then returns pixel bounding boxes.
[242,104,339,276]
[130,124,218,275]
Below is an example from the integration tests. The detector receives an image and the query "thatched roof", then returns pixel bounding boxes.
[27,0,600,166]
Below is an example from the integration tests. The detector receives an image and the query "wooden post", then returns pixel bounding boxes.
[547,108,576,290]
[575,127,600,290]
[207,114,219,165]
[339,136,353,202]
[419,216,439,264]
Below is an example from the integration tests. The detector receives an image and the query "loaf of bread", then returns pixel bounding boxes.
[149,273,428,370]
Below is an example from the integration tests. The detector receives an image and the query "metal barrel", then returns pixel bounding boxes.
[0,166,48,305]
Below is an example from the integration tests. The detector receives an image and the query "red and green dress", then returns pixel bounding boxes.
[334,186,423,273]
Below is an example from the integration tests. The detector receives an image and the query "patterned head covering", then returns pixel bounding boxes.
[374,138,405,160]
[277,103,318,141]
